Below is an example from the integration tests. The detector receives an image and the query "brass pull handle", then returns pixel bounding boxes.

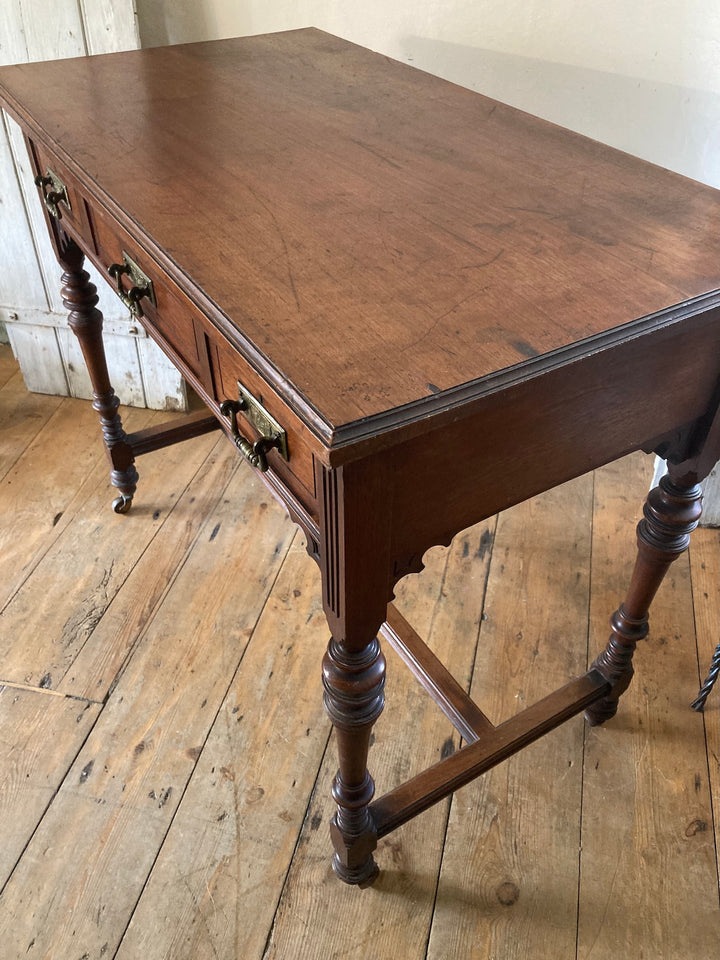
[34,170,70,220]
[108,253,155,318]
[220,398,283,473]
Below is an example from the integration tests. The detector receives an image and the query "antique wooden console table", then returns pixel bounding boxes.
[1,29,719,885]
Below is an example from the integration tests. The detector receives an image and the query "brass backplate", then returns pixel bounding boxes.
[38,168,71,216]
[237,381,289,461]
[121,251,156,307]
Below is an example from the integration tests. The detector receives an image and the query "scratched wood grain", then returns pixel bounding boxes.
[1,31,717,429]
[577,454,719,959]
[0,366,64,482]
[0,398,150,612]
[2,375,719,958]
[60,439,238,700]
[687,527,720,882]
[0,410,219,689]
[425,473,593,960]
[112,531,330,960]
[0,344,19,387]
[0,684,101,888]
[262,519,497,960]
[0,468,294,958]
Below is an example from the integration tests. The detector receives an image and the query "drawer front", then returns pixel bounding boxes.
[209,332,318,508]
[91,205,214,393]
[30,139,93,245]
[27,139,319,522]
[91,204,319,517]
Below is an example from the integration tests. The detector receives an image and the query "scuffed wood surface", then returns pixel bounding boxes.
[0,411,219,689]
[1,30,717,427]
[115,533,330,960]
[0,345,718,958]
[577,457,718,959]
[262,520,497,960]
[0,369,64,481]
[688,528,720,877]
[0,455,294,957]
[426,476,593,960]
[0,685,101,886]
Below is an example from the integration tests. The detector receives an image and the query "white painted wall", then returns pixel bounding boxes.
[136,0,720,188]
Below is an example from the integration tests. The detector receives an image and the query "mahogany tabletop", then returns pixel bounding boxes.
[1,27,718,446]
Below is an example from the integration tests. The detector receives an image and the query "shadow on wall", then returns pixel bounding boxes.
[399,37,720,188]
[137,2,215,48]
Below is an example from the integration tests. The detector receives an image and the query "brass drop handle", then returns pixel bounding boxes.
[220,397,284,473]
[108,254,155,318]
[34,170,70,220]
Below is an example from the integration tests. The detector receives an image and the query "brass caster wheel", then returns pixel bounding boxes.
[112,494,133,515]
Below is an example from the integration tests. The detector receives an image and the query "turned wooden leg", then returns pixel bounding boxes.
[59,238,138,513]
[322,635,386,885]
[585,474,702,725]
[317,458,392,884]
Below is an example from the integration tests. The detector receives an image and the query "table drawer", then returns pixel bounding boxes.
[209,332,318,508]
[91,203,319,516]
[29,139,93,245]
[91,205,214,393]
[27,138,319,521]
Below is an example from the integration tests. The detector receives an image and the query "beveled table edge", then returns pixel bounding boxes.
[327,289,720,455]
[2,82,719,464]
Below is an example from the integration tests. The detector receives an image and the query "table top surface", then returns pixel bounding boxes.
[1,28,719,437]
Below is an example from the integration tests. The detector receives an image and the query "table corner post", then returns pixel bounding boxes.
[585,471,703,725]
[56,233,139,514]
[318,456,393,885]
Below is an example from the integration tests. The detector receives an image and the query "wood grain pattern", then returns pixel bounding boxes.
[0,345,19,386]
[58,437,237,700]
[0,370,64,481]
[113,533,330,960]
[1,362,718,957]
[2,14,720,923]
[0,408,216,688]
[0,1,174,416]
[0,465,294,959]
[263,520,496,958]
[425,475,594,959]
[0,401,151,611]
[0,29,717,433]
[687,528,720,881]
[577,456,719,959]
[0,684,101,887]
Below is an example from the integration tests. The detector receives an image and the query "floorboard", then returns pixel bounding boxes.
[0,685,101,889]
[577,457,719,959]
[0,347,19,388]
[427,475,594,960]
[0,400,151,614]
[0,371,64,482]
[263,521,495,960]
[0,344,718,960]
[0,461,294,958]
[688,528,720,885]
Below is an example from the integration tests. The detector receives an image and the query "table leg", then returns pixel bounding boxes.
[58,237,138,514]
[585,473,702,725]
[318,460,392,884]
[322,634,385,885]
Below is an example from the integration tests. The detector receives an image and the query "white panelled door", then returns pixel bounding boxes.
[0,0,186,410]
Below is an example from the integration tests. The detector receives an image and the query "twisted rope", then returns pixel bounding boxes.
[691,640,720,711]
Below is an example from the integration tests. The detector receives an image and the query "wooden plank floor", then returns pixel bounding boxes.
[0,343,718,959]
